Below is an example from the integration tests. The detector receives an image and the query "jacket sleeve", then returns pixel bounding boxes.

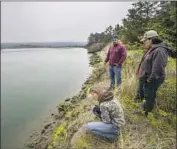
[105,48,110,63]
[100,104,111,123]
[118,46,127,65]
[148,48,167,81]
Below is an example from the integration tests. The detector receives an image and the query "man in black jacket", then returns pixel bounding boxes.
[135,30,169,116]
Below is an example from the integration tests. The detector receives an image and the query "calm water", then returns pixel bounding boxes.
[1,48,91,149]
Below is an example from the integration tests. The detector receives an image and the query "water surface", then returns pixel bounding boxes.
[1,48,91,149]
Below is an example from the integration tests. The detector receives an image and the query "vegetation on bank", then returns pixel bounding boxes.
[44,43,176,149]
[25,42,176,149]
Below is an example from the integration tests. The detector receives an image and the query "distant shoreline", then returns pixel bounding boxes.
[1,42,87,49]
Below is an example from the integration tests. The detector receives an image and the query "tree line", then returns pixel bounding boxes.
[87,1,176,57]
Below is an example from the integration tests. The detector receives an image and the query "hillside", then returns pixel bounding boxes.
[25,43,176,149]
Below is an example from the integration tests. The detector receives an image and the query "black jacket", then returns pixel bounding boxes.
[140,43,169,81]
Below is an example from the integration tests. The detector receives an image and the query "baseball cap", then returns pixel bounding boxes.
[140,30,159,42]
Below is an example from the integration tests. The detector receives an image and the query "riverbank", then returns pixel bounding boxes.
[24,45,106,149]
[25,44,176,149]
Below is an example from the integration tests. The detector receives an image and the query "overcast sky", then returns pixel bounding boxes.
[2,2,132,43]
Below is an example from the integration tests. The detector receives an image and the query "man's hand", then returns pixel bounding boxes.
[92,105,101,118]
[115,63,121,67]
[146,79,151,83]
[116,63,120,67]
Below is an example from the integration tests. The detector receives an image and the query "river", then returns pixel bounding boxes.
[1,48,91,149]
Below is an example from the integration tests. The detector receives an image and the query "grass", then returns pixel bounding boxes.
[113,50,176,149]
[47,48,176,149]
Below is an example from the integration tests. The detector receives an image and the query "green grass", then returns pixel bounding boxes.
[113,50,176,149]
[47,49,176,149]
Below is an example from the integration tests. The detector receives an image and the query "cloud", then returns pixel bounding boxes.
[1,2,132,43]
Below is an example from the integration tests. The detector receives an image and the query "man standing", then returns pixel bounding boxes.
[104,38,127,90]
[135,30,169,116]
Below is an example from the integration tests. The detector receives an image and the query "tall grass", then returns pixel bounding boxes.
[112,50,176,149]
[47,49,176,149]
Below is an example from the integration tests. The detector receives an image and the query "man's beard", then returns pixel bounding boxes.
[113,43,118,47]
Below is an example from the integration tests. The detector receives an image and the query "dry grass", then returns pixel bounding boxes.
[48,49,176,149]
[70,50,176,149]
[112,50,176,149]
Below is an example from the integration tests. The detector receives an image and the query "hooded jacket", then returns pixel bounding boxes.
[138,43,169,81]
[98,91,125,128]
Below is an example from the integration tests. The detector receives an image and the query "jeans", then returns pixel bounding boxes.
[144,78,164,113]
[87,121,120,141]
[109,65,122,87]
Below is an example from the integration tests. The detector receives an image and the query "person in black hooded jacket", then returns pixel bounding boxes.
[134,30,169,116]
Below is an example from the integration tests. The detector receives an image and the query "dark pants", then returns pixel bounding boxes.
[135,77,145,101]
[109,65,122,87]
[144,78,164,113]
[135,77,164,114]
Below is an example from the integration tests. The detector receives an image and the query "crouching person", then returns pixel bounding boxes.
[87,84,125,142]
[70,84,125,147]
